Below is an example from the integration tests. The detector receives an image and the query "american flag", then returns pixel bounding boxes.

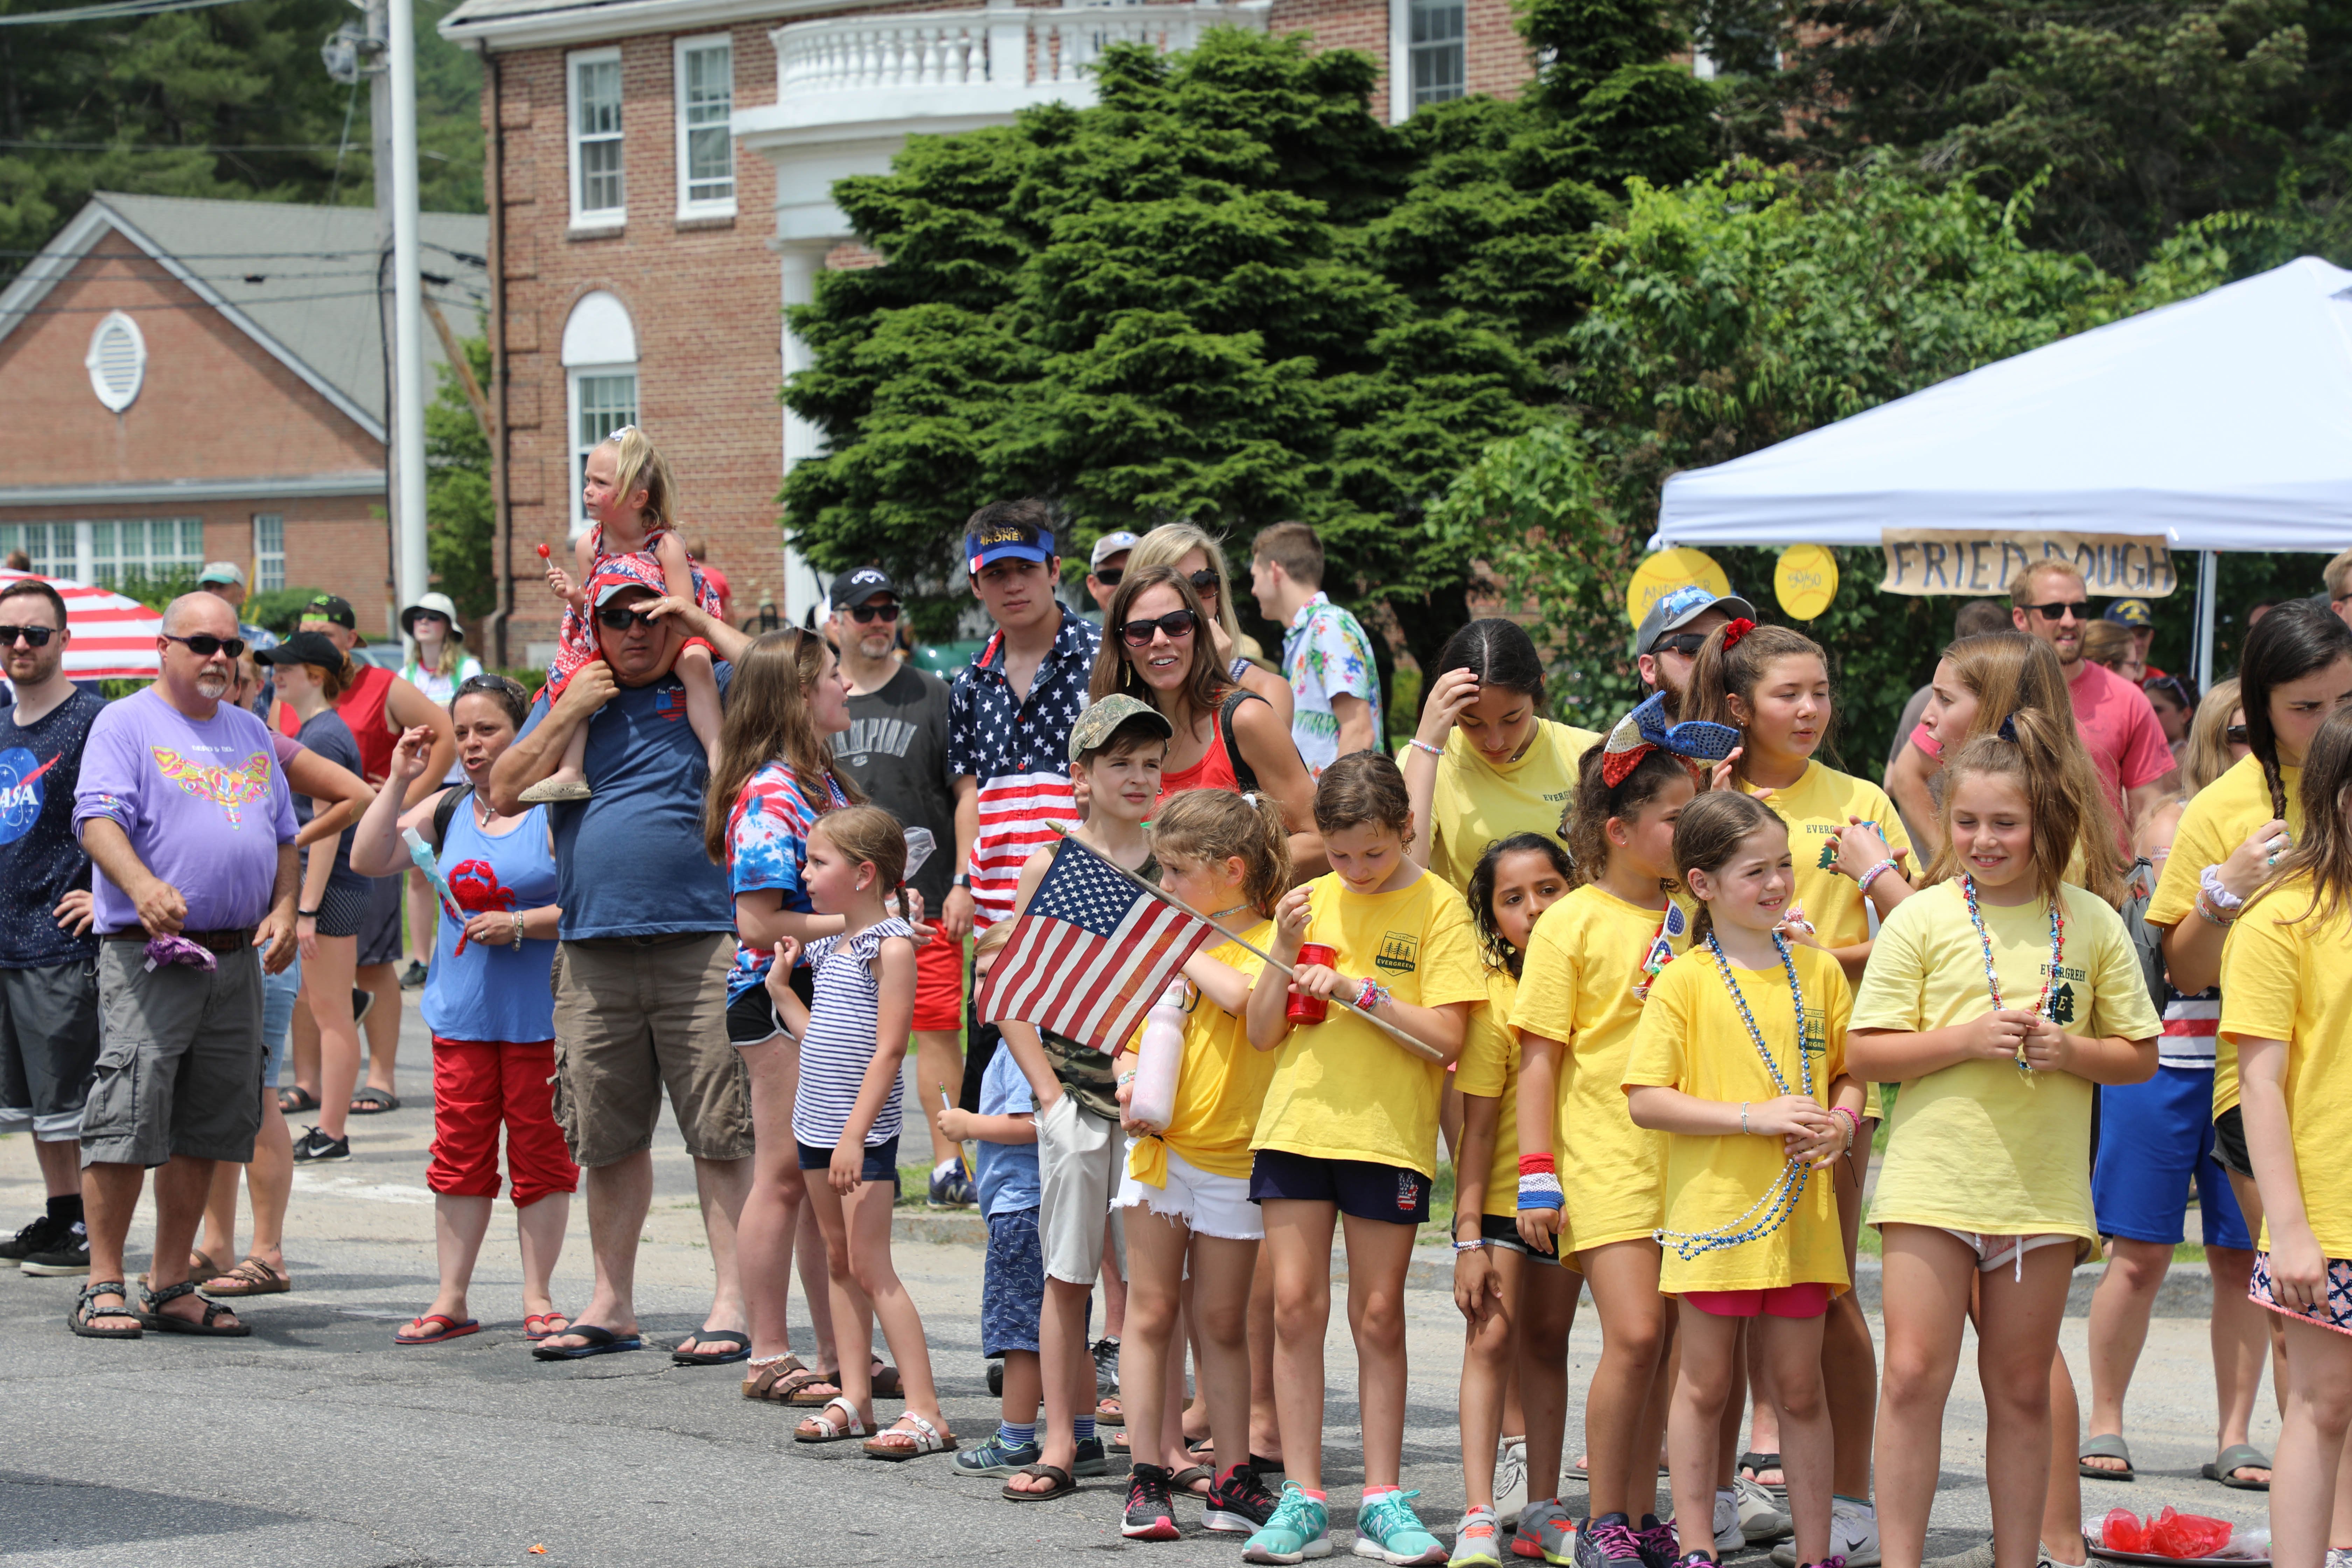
[977,832,1213,1055]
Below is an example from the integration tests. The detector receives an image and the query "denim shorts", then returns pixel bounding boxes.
[982,1206,1046,1359]
[795,1133,901,1189]
[261,952,302,1089]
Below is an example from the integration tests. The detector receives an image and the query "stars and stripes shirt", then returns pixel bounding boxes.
[947,609,1101,929]
[2158,982,2219,1071]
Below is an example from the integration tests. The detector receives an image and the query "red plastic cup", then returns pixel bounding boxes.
[1287,943,1338,1024]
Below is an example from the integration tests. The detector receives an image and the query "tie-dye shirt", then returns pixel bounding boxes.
[725,760,848,1001]
[73,687,298,933]
[1281,592,1382,778]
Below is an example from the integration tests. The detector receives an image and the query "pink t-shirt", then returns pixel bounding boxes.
[1909,657,2174,824]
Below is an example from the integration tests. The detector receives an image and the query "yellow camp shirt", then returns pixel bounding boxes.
[1129,923,1276,1187]
[2218,882,2352,1258]
[1456,968,1530,1221]
[1422,719,1601,892]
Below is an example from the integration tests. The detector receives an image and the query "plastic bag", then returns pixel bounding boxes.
[2102,1510,2149,1554]
[2213,1525,2270,1561]
[2148,1508,2235,1560]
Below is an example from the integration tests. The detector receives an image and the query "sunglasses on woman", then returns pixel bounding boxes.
[1119,609,1198,648]
[2226,724,2249,744]
[162,632,246,659]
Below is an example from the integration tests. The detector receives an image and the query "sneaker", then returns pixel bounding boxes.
[0,1213,65,1262]
[1494,1439,1529,1529]
[20,1221,89,1276]
[1636,1515,1680,1568]
[1124,1463,1183,1541]
[928,1162,977,1208]
[351,986,374,1024]
[399,959,428,989]
[1671,1555,1718,1568]
[1577,1514,1650,1568]
[1092,1335,1121,1393]
[1452,1507,1505,1568]
[1770,1503,1876,1568]
[1244,1481,1333,1564]
[1702,1493,1742,1556]
[1354,1489,1446,1566]
[1740,1478,1793,1546]
[1513,1500,1573,1563]
[953,1435,1041,1477]
[986,1358,1004,1396]
[290,1126,350,1163]
[1208,1468,1283,1534]
[1072,1435,1110,1477]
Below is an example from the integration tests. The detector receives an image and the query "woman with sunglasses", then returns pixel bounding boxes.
[1125,525,1293,732]
[1089,566,1322,874]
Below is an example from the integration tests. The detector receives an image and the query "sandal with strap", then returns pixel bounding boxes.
[70,1280,142,1339]
[794,1395,868,1444]
[2079,1433,2135,1480]
[278,1085,320,1114]
[137,1249,222,1289]
[200,1255,291,1297]
[139,1280,250,1337]
[1002,1462,1076,1502]
[863,1410,954,1462]
[2202,1442,2270,1491]
[742,1354,810,1402]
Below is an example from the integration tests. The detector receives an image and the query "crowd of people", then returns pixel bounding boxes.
[3,425,2351,1568]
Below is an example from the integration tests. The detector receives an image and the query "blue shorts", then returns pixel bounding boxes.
[795,1133,901,1190]
[1249,1147,1430,1226]
[982,1207,1046,1359]
[2094,1066,2252,1250]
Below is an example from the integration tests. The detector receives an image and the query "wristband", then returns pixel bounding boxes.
[1230,657,1253,684]
[1116,1071,1138,1086]
[1406,738,1444,758]
[511,913,525,950]
[1855,858,1899,895]
[1832,1105,1861,1143]
[1516,1171,1563,1211]
[1740,1101,1751,1135]
[297,908,320,918]
[1354,975,1391,1011]
[1518,1153,1556,1177]
[1452,1238,1492,1252]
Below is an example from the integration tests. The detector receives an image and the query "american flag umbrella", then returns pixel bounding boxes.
[0,569,161,679]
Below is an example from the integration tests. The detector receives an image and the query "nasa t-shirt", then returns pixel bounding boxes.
[0,687,104,968]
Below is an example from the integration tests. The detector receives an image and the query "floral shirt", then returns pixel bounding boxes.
[724,760,848,1001]
[1281,592,1382,777]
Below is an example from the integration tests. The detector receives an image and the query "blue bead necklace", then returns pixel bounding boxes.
[1960,875,2064,1076]
[1655,930,1818,1262]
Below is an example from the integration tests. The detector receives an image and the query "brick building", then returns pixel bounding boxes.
[0,193,486,639]
[440,0,1538,656]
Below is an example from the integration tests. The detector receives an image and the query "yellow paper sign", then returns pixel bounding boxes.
[1878,530,2176,598]
[1774,545,1839,621]
[1627,548,1731,627]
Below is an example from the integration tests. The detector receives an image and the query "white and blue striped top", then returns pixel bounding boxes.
[790,916,915,1149]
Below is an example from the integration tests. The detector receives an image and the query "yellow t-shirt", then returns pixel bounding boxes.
[1853,880,2163,1241]
[1250,869,1489,1178]
[2218,879,2352,1257]
[1745,761,1912,952]
[1456,968,1527,1220]
[1512,883,1686,1250]
[1422,719,1602,892]
[2146,753,2304,1121]
[1622,940,1853,1295]
[1130,923,1277,1185]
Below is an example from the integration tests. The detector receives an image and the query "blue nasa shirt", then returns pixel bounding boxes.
[0,687,103,967]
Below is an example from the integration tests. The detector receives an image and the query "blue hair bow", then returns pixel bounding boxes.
[1601,692,1742,785]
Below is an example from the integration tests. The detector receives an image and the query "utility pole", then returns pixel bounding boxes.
[386,0,428,634]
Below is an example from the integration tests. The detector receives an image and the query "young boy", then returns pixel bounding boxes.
[994,694,1173,1501]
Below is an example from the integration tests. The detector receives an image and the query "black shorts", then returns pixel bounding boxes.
[313,876,370,940]
[2212,1104,2253,1180]
[1481,1211,1562,1264]
[725,986,787,1048]
[796,1133,901,1189]
[357,873,403,966]
[1249,1147,1430,1226]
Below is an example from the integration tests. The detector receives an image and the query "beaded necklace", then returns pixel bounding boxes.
[1654,930,1818,1262]
[1960,875,2064,1075]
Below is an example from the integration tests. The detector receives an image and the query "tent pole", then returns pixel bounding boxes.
[2196,550,2218,693]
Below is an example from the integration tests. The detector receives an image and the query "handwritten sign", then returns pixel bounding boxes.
[1879,531,2176,598]
[1626,547,1731,626]
[1774,545,1839,620]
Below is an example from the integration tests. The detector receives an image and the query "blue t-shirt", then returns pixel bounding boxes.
[294,708,367,895]
[515,663,736,940]
[974,1045,1041,1219]
[0,687,103,968]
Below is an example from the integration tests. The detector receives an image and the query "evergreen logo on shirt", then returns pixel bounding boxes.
[1375,931,1419,974]
[2047,982,2078,1026]
[1799,1008,1828,1054]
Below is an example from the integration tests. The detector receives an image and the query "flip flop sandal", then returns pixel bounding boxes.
[1095,1395,1125,1426]
[395,1313,481,1345]
[1171,1464,1214,1496]
[2201,1443,2271,1491]
[794,1395,869,1444]
[2079,1433,2135,1481]
[742,1354,811,1401]
[1739,1450,1785,1491]
[138,1250,223,1289]
[349,1087,400,1115]
[139,1280,250,1337]
[869,1360,904,1398]
[278,1085,320,1114]
[672,1329,750,1365]
[863,1411,954,1461]
[1110,1429,1130,1452]
[1002,1462,1076,1502]
[530,1323,643,1361]
[524,1312,572,1342]
[200,1256,291,1297]
[69,1281,142,1339]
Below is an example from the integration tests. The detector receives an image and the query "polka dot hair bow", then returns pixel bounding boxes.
[1600,691,1743,787]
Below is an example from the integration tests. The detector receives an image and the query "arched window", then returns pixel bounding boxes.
[561,290,639,538]
[85,310,147,413]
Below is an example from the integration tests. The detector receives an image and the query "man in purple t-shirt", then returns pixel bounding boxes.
[68,593,298,1339]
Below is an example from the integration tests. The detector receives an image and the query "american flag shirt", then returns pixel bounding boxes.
[948,608,1101,929]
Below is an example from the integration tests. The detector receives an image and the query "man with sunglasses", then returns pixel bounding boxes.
[1632,582,1756,712]
[1083,531,1138,619]
[69,592,300,1338]
[0,578,106,1278]
[2008,560,2178,832]
[827,567,972,1207]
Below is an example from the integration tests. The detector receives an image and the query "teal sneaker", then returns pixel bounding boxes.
[1245,1482,1334,1564]
[1450,1505,1504,1568]
[1355,1489,1447,1566]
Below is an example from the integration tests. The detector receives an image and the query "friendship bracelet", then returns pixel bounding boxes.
[1354,975,1392,1011]
[1452,1238,1493,1253]
[1832,1105,1861,1144]
[1855,858,1899,895]
[1406,738,1445,758]
[1116,1071,1138,1086]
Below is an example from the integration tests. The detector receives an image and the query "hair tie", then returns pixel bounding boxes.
[1997,711,2020,743]
[1720,617,1756,652]
[1241,791,1260,806]
[1600,692,1742,785]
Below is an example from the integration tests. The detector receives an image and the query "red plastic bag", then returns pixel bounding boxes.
[2104,1510,2150,1554]
[2148,1507,2234,1560]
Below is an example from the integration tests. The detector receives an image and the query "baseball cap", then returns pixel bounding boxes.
[1634,584,1757,656]
[303,593,356,629]
[1067,694,1174,762]
[254,629,345,671]
[830,566,898,609]
[966,520,1055,573]
[1090,531,1140,570]
[2104,598,2155,629]
[589,558,668,609]
[196,561,246,588]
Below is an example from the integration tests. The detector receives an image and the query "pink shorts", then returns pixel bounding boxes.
[1682,1282,1832,1319]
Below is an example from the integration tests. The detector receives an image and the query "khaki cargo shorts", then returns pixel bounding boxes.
[551,933,752,1168]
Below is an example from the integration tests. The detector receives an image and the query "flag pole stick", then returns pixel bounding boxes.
[1048,824,1445,1065]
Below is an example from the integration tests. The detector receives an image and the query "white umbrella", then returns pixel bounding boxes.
[0,569,161,680]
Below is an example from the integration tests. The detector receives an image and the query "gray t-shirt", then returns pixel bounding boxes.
[832,663,957,909]
[1889,683,1933,768]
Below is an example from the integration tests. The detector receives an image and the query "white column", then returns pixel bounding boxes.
[778,241,832,629]
[388,0,429,629]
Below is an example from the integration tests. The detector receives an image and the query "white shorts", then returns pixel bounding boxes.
[1939,1228,2076,1280]
[1117,1146,1264,1241]
[1037,1092,1127,1286]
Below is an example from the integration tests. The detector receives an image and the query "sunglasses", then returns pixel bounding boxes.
[2023,601,2091,622]
[163,632,246,659]
[0,623,57,648]
[1118,609,1198,648]
[596,604,662,631]
[1092,567,1124,588]
[846,601,901,624]
[459,673,526,699]
[2144,674,2191,703]
[1652,631,1707,658]
[2226,724,2249,744]
[1185,568,1220,597]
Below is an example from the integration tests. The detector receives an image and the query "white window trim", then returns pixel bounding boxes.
[1387,0,1414,122]
[673,33,738,221]
[564,364,639,539]
[567,46,627,233]
[252,512,286,593]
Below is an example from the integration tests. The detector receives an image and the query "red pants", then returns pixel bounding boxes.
[427,1037,579,1208]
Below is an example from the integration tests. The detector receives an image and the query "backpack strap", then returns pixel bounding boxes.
[431,785,474,855]
[1218,688,1268,795]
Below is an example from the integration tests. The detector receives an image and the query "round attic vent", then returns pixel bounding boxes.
[85,309,147,413]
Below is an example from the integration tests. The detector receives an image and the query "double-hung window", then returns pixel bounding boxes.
[570,48,625,226]
[1408,0,1466,107]
[675,36,735,217]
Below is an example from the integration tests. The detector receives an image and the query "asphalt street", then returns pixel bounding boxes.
[0,1002,2277,1567]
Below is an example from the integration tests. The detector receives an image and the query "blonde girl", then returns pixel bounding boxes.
[1126,523,1293,728]
[2223,707,2352,1568]
[1450,832,1578,1568]
[1110,788,1293,1542]
[1625,791,1862,1568]
[1241,752,1486,1567]
[1849,711,2160,1568]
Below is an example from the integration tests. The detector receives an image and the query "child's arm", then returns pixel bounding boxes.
[1180,948,1252,1015]
[1286,950,1471,1063]
[1245,886,1310,1050]
[831,934,916,1193]
[1625,1084,1839,1150]
[1784,1071,1867,1169]
[1452,1090,1505,1325]
[544,533,591,610]
[1514,1030,1565,1251]
[2239,1033,2323,1306]
[2018,1015,2158,1085]
[734,888,847,951]
[1846,1008,2042,1083]
[939,1106,1036,1146]
[652,531,701,610]
[761,937,811,1037]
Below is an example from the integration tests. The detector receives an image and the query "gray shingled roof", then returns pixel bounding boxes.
[94,192,489,427]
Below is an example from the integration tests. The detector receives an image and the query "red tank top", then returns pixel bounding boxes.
[334,663,397,782]
[1154,690,1263,808]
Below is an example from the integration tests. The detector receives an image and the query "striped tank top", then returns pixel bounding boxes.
[790,916,916,1148]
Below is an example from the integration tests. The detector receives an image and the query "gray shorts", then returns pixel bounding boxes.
[357,873,403,967]
[1037,1092,1127,1286]
[0,957,102,1139]
[81,943,266,1169]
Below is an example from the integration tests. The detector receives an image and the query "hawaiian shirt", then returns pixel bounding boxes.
[1282,592,1382,777]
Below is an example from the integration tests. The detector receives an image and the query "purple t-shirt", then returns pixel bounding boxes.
[73,687,298,933]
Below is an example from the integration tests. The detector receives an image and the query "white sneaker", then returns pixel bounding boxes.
[1711,1490,1743,1554]
[1494,1439,1528,1530]
[1768,1501,1879,1568]
[1740,1477,1792,1546]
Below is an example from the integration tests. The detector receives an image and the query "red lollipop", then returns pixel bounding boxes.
[535,542,551,559]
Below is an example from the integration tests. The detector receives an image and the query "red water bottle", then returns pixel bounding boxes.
[1287,943,1338,1024]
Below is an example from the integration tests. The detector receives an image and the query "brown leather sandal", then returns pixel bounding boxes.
[199,1256,290,1297]
[742,1354,811,1402]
